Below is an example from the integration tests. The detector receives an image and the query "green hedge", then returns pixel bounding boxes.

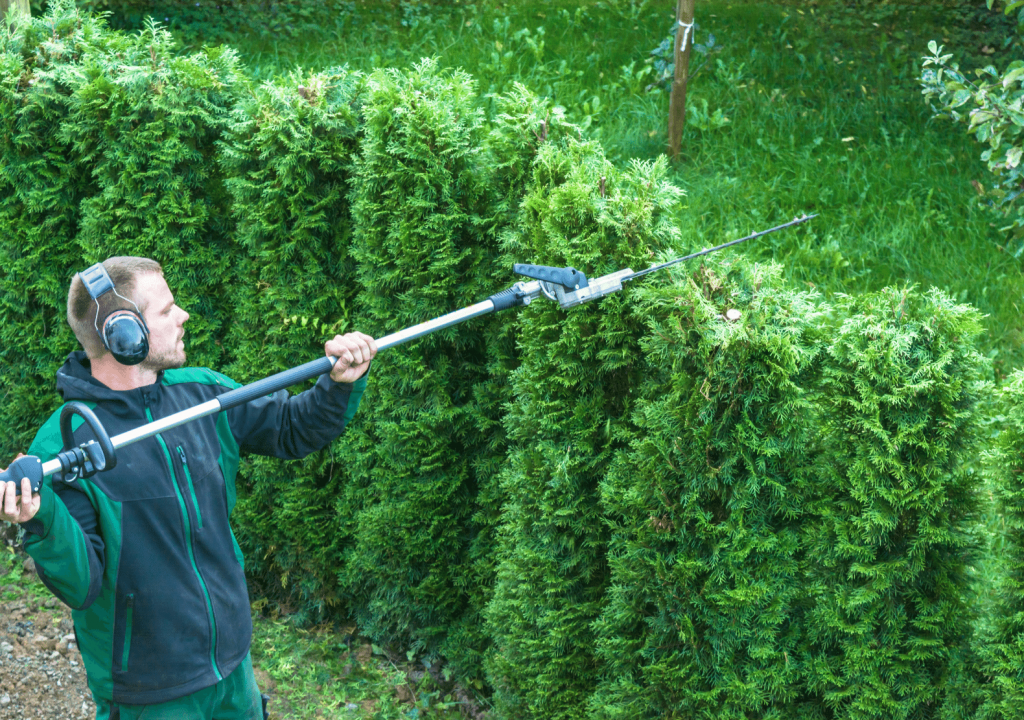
[979,370,1024,720]
[332,58,500,674]
[801,288,988,719]
[592,260,823,720]
[0,3,121,453]
[483,141,681,719]
[0,4,1007,718]
[69,19,242,367]
[217,65,366,621]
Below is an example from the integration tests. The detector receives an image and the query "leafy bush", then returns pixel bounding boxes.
[801,287,989,720]
[217,66,366,621]
[592,259,823,720]
[645,21,720,93]
[483,139,681,720]
[921,40,1024,252]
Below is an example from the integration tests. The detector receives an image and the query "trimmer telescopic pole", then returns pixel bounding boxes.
[1,214,816,494]
[82,299,503,458]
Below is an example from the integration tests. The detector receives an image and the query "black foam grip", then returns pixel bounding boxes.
[488,287,522,312]
[513,263,588,290]
[218,356,336,411]
[1,455,44,496]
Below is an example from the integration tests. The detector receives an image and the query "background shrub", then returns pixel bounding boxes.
[800,287,989,719]
[76,0,362,42]
[483,140,681,720]
[592,259,824,720]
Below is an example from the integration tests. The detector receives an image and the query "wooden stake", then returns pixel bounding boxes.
[0,0,30,21]
[668,0,695,161]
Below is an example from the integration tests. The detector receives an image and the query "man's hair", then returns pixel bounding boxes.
[67,257,164,359]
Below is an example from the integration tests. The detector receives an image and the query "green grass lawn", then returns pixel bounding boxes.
[162,0,1024,374]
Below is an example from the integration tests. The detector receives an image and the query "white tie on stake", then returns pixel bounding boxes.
[3,214,817,496]
[678,20,695,52]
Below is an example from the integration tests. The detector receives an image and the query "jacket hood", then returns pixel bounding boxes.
[55,351,161,418]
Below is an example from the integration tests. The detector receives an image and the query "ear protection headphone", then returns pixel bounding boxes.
[78,263,150,366]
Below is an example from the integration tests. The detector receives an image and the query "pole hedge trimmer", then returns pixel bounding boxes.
[2,214,815,495]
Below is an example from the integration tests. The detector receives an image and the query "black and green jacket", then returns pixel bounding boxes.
[22,351,367,705]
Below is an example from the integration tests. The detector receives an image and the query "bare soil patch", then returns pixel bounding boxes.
[0,560,96,720]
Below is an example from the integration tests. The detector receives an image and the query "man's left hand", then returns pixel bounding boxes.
[0,454,41,525]
[327,332,377,383]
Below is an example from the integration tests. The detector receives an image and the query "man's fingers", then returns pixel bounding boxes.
[329,336,372,367]
[3,481,16,518]
[350,338,370,366]
[20,477,33,519]
[326,332,376,381]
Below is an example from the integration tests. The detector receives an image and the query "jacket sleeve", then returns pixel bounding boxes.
[227,369,369,459]
[21,474,106,612]
[19,409,107,611]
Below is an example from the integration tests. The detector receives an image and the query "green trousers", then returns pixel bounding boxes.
[94,653,263,720]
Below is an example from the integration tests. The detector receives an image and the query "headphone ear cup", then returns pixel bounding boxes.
[103,312,150,366]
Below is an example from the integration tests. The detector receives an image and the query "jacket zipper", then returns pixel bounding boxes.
[177,446,203,530]
[120,593,134,672]
[145,404,223,681]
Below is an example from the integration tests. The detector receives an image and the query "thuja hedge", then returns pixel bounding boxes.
[0,6,120,454]
[484,142,681,719]
[802,288,988,720]
[979,370,1024,720]
[1,1,238,452]
[218,65,366,620]
[592,260,824,720]
[0,4,1011,718]
[333,58,500,673]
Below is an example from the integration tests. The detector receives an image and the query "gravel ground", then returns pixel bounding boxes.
[0,552,482,720]
[0,561,96,720]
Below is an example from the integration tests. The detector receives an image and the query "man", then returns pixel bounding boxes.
[0,256,376,720]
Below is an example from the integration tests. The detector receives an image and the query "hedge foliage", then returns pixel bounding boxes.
[979,370,1024,720]
[592,261,823,720]
[334,58,500,674]
[484,141,680,719]
[0,4,122,454]
[0,4,1018,718]
[217,65,366,620]
[802,288,988,720]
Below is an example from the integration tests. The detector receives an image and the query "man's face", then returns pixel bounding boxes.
[136,273,189,372]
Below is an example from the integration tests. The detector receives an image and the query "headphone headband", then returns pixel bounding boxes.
[80,263,116,301]
[78,262,150,366]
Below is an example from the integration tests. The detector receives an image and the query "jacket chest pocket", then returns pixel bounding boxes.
[99,450,178,502]
[175,441,230,530]
[177,446,205,530]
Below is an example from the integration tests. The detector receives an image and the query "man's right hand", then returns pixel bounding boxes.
[0,454,41,524]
